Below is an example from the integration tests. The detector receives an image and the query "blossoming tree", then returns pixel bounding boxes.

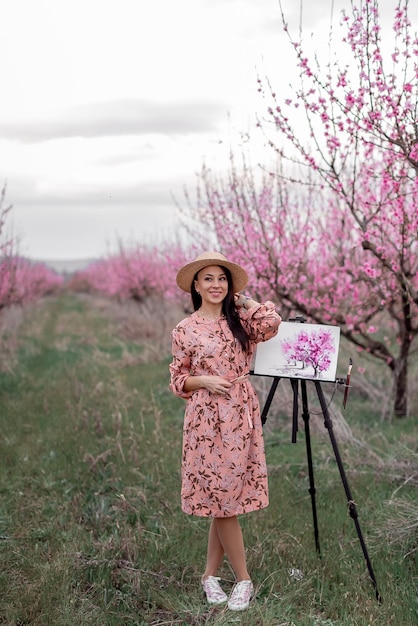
[76,241,187,304]
[0,185,63,309]
[179,0,418,416]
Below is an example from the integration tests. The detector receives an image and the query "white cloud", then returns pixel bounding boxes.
[0,99,226,142]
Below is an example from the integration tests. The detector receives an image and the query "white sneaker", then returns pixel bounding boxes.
[228,579,254,611]
[201,576,228,605]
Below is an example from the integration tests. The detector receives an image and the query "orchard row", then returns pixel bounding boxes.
[1,1,416,416]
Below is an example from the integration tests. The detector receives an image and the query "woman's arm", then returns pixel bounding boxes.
[235,295,282,342]
[170,325,233,397]
[184,375,232,395]
[234,293,259,309]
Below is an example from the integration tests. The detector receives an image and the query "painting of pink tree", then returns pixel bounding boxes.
[254,322,341,382]
[281,328,336,379]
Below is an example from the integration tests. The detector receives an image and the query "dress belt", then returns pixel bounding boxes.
[230,373,249,384]
[230,373,252,429]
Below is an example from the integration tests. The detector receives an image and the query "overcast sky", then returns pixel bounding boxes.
[0,0,408,260]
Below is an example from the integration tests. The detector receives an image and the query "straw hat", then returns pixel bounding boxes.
[176,251,248,293]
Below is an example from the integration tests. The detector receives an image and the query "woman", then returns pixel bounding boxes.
[169,251,281,611]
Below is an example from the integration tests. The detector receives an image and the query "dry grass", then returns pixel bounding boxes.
[377,497,418,557]
[82,294,186,362]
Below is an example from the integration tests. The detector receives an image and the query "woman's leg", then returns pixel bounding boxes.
[202,518,225,578]
[210,516,250,582]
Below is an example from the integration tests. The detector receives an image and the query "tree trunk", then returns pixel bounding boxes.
[393,355,408,417]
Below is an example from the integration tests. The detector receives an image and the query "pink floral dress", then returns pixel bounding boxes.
[169,302,281,518]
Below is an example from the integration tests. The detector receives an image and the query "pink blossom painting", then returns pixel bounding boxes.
[253,322,341,382]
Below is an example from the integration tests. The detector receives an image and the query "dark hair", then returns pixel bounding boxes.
[191,265,250,351]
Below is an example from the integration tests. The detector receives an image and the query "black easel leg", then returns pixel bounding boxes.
[261,377,281,425]
[314,381,382,603]
[300,380,321,555]
[291,379,299,443]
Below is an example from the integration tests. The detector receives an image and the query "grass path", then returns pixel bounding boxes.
[0,294,417,625]
[0,294,181,625]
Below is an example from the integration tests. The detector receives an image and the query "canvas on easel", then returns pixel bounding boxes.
[253,321,341,382]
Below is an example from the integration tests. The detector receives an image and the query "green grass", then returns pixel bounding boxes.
[0,294,417,625]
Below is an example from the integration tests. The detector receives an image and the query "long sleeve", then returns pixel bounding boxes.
[169,325,194,399]
[240,301,281,343]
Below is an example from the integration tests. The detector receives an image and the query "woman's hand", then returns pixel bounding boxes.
[235,293,258,309]
[234,293,249,308]
[203,375,233,395]
[184,374,232,395]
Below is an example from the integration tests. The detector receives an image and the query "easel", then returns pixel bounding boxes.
[257,373,382,603]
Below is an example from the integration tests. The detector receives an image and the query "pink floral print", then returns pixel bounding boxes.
[169,302,281,517]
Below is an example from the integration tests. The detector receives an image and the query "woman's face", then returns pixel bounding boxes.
[194,265,229,306]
